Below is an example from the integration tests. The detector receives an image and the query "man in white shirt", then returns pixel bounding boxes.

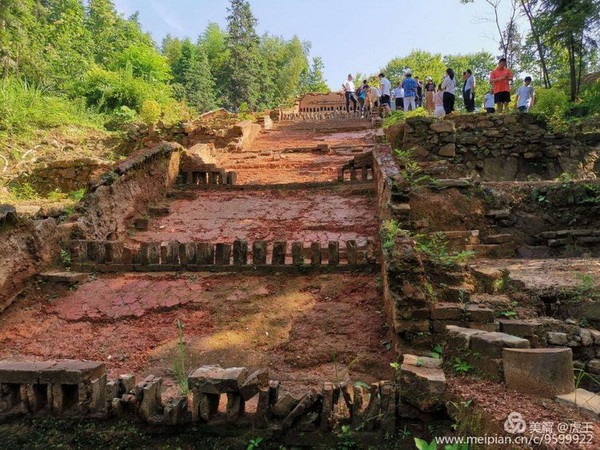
[342,74,357,113]
[378,72,392,116]
[483,88,495,113]
[392,83,404,111]
[515,76,535,112]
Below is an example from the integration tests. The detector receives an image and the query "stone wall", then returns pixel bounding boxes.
[386,114,600,181]
[0,218,63,312]
[13,157,111,195]
[72,142,182,241]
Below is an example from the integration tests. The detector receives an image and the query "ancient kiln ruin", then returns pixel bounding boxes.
[1,105,600,447]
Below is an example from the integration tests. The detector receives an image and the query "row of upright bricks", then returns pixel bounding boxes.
[70,239,377,268]
[179,163,237,186]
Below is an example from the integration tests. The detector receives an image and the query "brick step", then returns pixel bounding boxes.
[434,230,480,251]
[440,284,476,303]
[535,229,600,247]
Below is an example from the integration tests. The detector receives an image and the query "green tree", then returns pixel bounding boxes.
[224,0,262,109]
[382,50,446,85]
[114,43,171,82]
[182,44,217,113]
[300,56,329,93]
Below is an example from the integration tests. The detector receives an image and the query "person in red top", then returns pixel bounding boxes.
[489,57,513,113]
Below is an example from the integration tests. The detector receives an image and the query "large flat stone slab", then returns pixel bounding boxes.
[470,331,530,359]
[0,359,105,384]
[556,389,600,417]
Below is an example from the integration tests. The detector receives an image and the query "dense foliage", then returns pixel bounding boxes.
[456,0,600,123]
[0,0,328,135]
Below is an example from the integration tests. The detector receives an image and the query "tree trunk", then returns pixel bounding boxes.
[520,0,551,88]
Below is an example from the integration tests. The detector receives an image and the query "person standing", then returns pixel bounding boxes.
[515,76,535,112]
[357,80,369,115]
[342,74,358,113]
[483,88,495,113]
[379,73,392,116]
[392,82,404,111]
[462,69,475,112]
[489,58,513,113]
[441,68,456,114]
[433,84,446,118]
[424,77,436,113]
[402,72,418,112]
[414,76,424,108]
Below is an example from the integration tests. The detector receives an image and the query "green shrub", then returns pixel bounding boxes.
[580,79,600,115]
[531,87,570,130]
[74,66,172,112]
[140,100,161,126]
[0,77,102,134]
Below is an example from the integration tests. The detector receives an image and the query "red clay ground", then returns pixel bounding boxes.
[130,186,378,247]
[214,119,375,184]
[0,273,393,397]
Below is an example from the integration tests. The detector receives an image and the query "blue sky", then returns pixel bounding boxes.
[113,0,522,88]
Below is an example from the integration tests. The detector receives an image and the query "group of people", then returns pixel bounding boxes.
[341,58,535,118]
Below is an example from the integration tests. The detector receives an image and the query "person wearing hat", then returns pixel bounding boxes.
[424,77,436,113]
[401,71,418,112]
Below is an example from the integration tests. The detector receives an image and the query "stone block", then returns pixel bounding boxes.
[328,241,339,266]
[38,272,88,283]
[233,240,248,266]
[580,329,594,346]
[587,359,600,374]
[503,348,574,397]
[547,332,568,346]
[400,365,445,413]
[118,374,135,396]
[346,240,358,266]
[438,144,456,157]
[445,326,486,353]
[291,242,304,265]
[470,332,530,360]
[179,242,197,265]
[188,366,247,394]
[556,389,600,417]
[225,392,245,420]
[403,354,443,369]
[464,304,495,323]
[253,388,270,429]
[268,380,280,406]
[482,234,513,244]
[433,320,464,333]
[497,319,542,338]
[253,241,268,265]
[163,396,188,425]
[310,242,321,265]
[214,243,231,265]
[431,303,462,320]
[430,121,455,133]
[271,393,299,418]
[282,391,320,429]
[239,369,269,401]
[197,242,214,265]
[320,382,334,431]
[466,322,499,332]
[138,376,162,421]
[272,241,286,265]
